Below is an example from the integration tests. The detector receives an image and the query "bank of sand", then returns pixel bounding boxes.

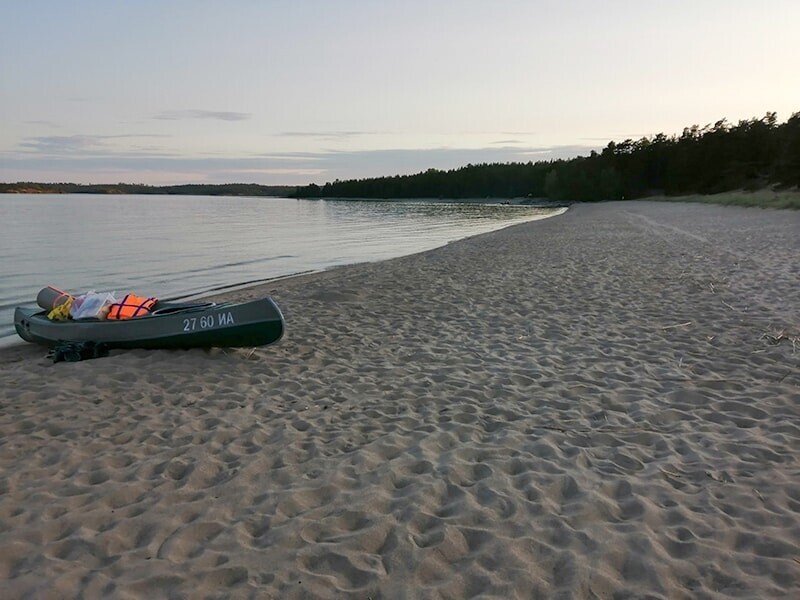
[1,201,798,599]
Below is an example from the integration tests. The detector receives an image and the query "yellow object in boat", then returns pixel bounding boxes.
[48,298,74,321]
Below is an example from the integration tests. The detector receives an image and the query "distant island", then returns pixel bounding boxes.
[0,182,297,197]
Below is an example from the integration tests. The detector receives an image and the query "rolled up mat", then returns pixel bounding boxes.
[36,286,74,310]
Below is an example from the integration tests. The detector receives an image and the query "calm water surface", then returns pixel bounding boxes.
[0,194,560,346]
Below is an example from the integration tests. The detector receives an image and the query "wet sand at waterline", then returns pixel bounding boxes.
[1,201,798,598]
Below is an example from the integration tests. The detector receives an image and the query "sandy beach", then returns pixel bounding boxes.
[1,200,798,599]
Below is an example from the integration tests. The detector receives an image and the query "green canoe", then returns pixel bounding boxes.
[14,296,285,349]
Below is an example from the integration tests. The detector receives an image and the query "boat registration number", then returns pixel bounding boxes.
[183,312,234,332]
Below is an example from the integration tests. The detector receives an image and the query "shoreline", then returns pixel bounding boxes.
[1,200,798,598]
[0,205,565,350]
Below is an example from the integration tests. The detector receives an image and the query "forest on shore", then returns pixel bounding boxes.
[3,112,797,206]
[0,182,296,197]
[293,112,799,202]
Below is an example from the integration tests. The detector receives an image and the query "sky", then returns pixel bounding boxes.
[1,0,798,186]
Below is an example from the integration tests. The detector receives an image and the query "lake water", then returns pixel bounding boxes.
[0,194,561,346]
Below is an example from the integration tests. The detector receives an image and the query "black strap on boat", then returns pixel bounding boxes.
[47,341,110,363]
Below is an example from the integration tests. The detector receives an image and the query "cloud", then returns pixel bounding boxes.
[580,133,649,142]
[18,134,169,155]
[154,110,252,122]
[295,145,599,180]
[2,143,598,185]
[498,131,539,136]
[278,131,387,141]
[24,120,64,129]
[257,154,322,162]
[20,135,117,153]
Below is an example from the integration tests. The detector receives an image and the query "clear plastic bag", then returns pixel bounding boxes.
[70,291,117,320]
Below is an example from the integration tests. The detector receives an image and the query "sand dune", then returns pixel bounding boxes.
[1,201,798,598]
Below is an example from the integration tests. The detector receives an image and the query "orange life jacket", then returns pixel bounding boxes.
[107,294,158,320]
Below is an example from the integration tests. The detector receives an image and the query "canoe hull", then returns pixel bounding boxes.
[14,297,285,349]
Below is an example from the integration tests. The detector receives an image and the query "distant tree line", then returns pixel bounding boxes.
[293,111,800,201]
[0,182,297,197]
